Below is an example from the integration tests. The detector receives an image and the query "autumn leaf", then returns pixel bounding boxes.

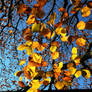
[42,61,48,67]
[85,21,92,30]
[68,67,77,75]
[25,40,32,46]
[77,21,86,30]
[82,69,91,79]
[32,53,42,63]
[19,76,23,81]
[55,81,64,90]
[72,47,77,54]
[58,62,63,69]
[18,81,25,88]
[81,6,91,17]
[62,77,72,82]
[61,36,68,42]
[17,44,27,51]
[17,4,27,14]
[71,54,77,60]
[50,45,57,53]
[32,22,40,32]
[75,71,81,78]
[19,59,26,65]
[27,80,41,92]
[51,41,59,47]
[76,38,86,46]
[26,14,35,25]
[37,44,45,51]
[14,71,23,77]
[55,27,63,35]
[47,12,56,25]
[51,51,59,60]
[87,1,92,8]
[26,47,33,55]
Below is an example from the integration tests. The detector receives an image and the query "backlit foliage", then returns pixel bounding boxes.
[0,0,92,91]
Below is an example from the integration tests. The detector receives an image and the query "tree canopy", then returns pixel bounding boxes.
[0,0,92,91]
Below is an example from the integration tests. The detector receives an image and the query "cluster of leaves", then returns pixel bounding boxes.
[15,0,92,91]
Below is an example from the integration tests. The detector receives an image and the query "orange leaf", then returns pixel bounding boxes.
[18,81,25,87]
[76,38,86,46]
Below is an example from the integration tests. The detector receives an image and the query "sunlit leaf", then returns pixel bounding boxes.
[50,45,57,53]
[71,54,77,60]
[32,22,40,32]
[17,44,27,51]
[37,44,45,51]
[76,38,86,46]
[31,41,39,49]
[77,21,86,30]
[61,36,68,42]
[19,59,26,65]
[68,67,77,75]
[75,71,81,78]
[55,27,63,35]
[72,47,77,54]
[55,81,64,90]
[42,61,48,67]
[81,6,91,17]
[32,53,42,63]
[26,14,35,25]
[51,51,59,60]
[26,47,33,55]
[19,76,23,81]
[25,41,32,46]
[59,62,63,69]
[82,69,91,79]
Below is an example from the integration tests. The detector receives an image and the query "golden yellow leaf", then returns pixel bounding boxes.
[68,67,77,75]
[17,44,27,51]
[61,36,68,42]
[32,22,40,32]
[32,53,42,63]
[51,31,55,38]
[76,38,86,46]
[72,47,77,54]
[82,69,91,79]
[75,71,81,78]
[51,51,59,60]
[37,44,45,51]
[74,57,80,65]
[60,29,66,37]
[26,14,35,25]
[77,21,86,30]
[31,80,41,88]
[40,23,46,31]
[26,47,33,55]
[19,59,26,65]
[55,27,63,35]
[50,45,57,53]
[19,76,23,81]
[31,41,39,49]
[25,41,32,46]
[71,54,77,60]
[55,81,64,90]
[81,6,91,17]
[59,62,63,69]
